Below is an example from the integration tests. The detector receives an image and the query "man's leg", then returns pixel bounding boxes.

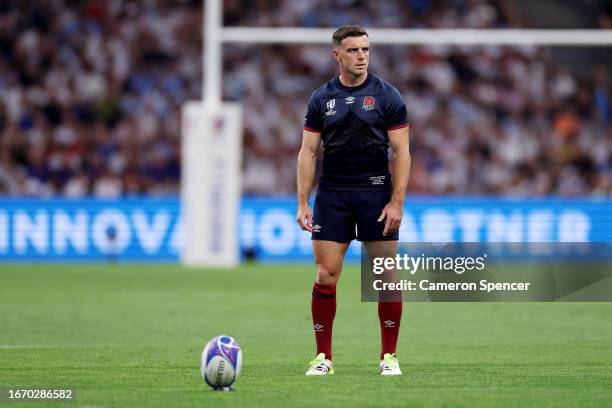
[364,240,402,360]
[311,240,350,361]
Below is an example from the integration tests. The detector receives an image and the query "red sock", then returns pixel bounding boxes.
[311,282,336,360]
[378,294,402,359]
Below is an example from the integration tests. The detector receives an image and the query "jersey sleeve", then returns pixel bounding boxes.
[304,91,322,132]
[384,86,409,130]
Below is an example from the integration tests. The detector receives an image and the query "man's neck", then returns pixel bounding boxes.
[338,72,368,88]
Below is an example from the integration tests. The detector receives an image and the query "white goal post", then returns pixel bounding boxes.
[222,27,612,46]
[180,0,612,267]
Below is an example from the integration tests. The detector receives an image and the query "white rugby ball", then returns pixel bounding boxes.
[201,335,243,389]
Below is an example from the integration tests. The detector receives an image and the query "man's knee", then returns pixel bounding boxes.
[315,263,341,285]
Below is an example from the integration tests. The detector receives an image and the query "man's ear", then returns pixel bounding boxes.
[332,47,340,62]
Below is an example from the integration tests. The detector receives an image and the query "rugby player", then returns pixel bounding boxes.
[296,25,411,376]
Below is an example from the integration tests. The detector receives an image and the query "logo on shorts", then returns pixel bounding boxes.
[384,320,395,328]
[314,323,324,332]
[345,96,355,104]
[313,224,322,233]
[362,96,376,111]
[325,99,336,116]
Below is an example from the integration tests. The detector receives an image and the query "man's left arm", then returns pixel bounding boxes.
[378,126,411,236]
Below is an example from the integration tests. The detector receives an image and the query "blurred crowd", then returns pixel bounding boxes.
[235,42,612,196]
[0,0,611,197]
[224,0,522,28]
[0,0,202,196]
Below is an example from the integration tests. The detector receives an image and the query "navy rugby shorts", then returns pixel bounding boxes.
[311,189,399,242]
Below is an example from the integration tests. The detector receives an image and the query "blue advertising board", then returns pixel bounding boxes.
[0,197,610,261]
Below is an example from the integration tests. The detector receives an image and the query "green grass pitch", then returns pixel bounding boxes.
[1,263,611,407]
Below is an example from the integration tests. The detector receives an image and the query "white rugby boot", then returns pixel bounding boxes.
[305,353,334,376]
[380,353,402,376]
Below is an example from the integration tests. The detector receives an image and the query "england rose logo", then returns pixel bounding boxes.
[362,96,376,111]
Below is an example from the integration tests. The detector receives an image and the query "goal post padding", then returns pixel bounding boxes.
[181,102,243,267]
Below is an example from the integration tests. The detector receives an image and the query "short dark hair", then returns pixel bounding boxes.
[332,25,368,46]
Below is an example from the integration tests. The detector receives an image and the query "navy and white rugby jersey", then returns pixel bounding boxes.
[304,73,408,191]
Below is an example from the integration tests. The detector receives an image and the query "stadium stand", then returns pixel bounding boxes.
[0,0,610,197]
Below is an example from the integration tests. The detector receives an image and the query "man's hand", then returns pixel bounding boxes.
[297,204,314,232]
[377,201,403,236]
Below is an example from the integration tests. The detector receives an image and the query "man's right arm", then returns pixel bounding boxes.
[296,129,321,232]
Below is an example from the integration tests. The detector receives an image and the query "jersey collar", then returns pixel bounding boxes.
[333,73,373,94]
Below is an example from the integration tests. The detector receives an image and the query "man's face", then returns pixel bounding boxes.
[333,35,369,77]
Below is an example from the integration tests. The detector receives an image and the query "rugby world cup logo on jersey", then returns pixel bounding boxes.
[362,96,376,111]
[325,98,336,116]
